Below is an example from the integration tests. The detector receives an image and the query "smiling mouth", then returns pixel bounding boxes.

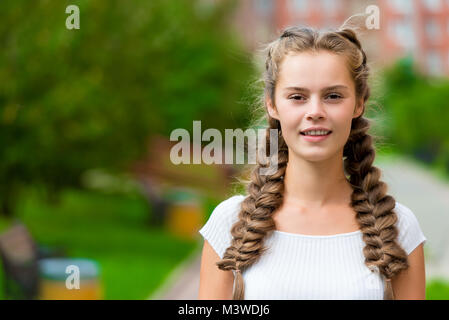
[300,131,332,136]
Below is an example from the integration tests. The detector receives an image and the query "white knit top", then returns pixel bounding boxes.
[198,194,427,300]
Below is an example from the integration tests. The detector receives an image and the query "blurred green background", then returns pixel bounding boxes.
[0,0,448,299]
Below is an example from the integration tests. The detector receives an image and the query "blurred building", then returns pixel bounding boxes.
[228,0,449,76]
[377,0,449,76]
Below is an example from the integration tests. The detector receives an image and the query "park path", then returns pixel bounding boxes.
[378,155,449,280]
[149,155,449,300]
[148,244,202,300]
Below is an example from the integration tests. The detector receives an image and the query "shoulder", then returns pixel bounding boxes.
[393,201,420,228]
[214,194,246,213]
[209,194,246,224]
[393,201,427,256]
[198,194,246,259]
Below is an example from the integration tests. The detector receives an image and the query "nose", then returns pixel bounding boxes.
[305,96,326,120]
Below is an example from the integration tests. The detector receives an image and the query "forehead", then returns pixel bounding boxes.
[277,50,354,90]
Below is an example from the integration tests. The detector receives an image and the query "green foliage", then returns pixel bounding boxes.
[0,0,255,215]
[378,57,449,169]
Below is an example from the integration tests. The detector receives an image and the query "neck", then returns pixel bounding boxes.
[283,149,353,209]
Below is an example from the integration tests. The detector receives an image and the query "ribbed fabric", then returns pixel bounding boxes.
[198,194,427,300]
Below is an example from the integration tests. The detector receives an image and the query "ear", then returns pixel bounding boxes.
[266,94,279,120]
[353,99,364,118]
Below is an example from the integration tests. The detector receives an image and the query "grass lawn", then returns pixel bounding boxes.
[426,278,449,300]
[0,186,203,299]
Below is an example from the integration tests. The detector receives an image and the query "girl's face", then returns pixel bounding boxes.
[267,50,364,162]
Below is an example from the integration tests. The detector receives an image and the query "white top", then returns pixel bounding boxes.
[198,194,427,300]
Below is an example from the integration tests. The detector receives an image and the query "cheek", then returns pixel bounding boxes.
[337,108,356,128]
[329,113,356,147]
[276,101,304,127]
[278,111,304,138]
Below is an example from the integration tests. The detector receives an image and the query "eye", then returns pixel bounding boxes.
[289,94,306,101]
[325,93,343,100]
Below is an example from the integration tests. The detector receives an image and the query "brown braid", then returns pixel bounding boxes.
[338,29,409,299]
[344,117,409,300]
[216,24,409,300]
[216,117,288,300]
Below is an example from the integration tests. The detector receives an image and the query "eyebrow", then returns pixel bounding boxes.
[283,85,349,92]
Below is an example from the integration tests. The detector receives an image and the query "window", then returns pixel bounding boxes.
[389,0,414,14]
[423,0,441,11]
[389,20,415,49]
[447,51,449,72]
[425,20,441,42]
[290,0,308,12]
[320,0,338,13]
[254,0,273,15]
[426,51,442,75]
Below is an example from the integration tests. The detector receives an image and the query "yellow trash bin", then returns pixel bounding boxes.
[38,258,103,300]
[164,189,204,240]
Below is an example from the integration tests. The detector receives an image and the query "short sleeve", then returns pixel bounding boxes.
[394,201,427,256]
[198,194,245,259]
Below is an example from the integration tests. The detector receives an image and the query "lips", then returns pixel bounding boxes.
[300,127,332,134]
[300,131,332,142]
[300,131,332,136]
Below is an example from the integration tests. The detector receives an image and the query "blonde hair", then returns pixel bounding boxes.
[217,16,409,300]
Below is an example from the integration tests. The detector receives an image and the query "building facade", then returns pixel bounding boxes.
[230,0,449,76]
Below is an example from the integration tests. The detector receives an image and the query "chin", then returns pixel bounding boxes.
[292,149,332,162]
[303,155,332,162]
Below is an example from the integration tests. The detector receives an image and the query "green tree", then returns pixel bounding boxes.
[0,0,255,216]
[379,57,449,167]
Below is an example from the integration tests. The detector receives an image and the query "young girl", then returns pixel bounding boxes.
[198,17,427,300]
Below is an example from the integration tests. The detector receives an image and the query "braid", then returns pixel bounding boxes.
[216,118,288,300]
[338,30,408,299]
[344,116,409,299]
